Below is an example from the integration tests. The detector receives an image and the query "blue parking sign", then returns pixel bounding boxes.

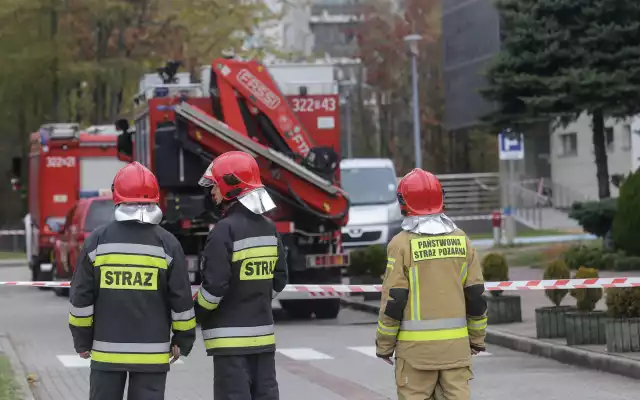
[498,130,524,160]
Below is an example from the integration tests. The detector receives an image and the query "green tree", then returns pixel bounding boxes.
[482,0,640,199]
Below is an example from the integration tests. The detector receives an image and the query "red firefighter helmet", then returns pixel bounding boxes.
[112,162,160,205]
[396,168,444,216]
[199,151,263,200]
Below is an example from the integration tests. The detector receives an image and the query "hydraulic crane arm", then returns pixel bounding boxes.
[208,58,316,159]
[174,102,350,225]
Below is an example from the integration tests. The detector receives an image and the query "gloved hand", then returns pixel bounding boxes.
[470,344,486,355]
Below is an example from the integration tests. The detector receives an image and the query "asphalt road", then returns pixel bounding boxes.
[1,264,639,399]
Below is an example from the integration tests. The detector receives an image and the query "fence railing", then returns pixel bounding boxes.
[436,173,501,216]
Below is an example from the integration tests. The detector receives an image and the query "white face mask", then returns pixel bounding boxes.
[114,204,163,225]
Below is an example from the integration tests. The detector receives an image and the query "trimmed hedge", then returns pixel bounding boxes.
[347,245,387,277]
[481,253,509,297]
[606,287,640,318]
[543,260,570,306]
[568,198,617,238]
[612,170,640,256]
[570,267,602,312]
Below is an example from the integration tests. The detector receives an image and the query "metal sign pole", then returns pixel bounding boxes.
[498,129,523,247]
[505,159,516,245]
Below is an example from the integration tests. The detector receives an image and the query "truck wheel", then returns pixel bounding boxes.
[280,300,313,319]
[312,299,341,319]
[52,267,69,297]
[31,263,52,291]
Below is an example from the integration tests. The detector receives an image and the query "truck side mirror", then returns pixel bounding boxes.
[11,157,21,178]
[116,132,133,162]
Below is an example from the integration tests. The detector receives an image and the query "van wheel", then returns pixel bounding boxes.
[313,299,341,319]
[280,301,313,319]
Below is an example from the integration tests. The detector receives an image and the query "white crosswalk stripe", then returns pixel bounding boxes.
[276,347,333,360]
[348,346,377,358]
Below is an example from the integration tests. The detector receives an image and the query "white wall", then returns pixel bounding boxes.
[550,112,632,199]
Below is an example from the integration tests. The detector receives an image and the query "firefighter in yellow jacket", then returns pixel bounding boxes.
[375,168,488,400]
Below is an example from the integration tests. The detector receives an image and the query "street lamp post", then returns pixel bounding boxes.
[404,33,423,169]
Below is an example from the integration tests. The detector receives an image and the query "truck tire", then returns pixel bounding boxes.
[280,300,313,319]
[312,299,341,319]
[51,266,69,297]
[31,262,52,291]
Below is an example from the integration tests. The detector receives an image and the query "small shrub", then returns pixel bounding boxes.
[563,244,606,270]
[613,170,640,256]
[606,287,640,318]
[347,249,369,276]
[481,253,509,297]
[347,245,387,277]
[543,260,570,306]
[568,198,617,238]
[569,267,602,312]
[367,245,388,277]
[613,256,640,271]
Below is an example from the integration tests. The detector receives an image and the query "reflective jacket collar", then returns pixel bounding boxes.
[401,213,458,235]
[114,204,163,225]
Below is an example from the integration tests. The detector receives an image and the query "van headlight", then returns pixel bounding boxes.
[388,203,402,221]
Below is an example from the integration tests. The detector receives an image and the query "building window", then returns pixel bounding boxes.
[622,124,631,149]
[559,133,577,156]
[605,127,614,151]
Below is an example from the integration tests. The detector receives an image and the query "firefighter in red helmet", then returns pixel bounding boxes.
[197,151,288,400]
[375,168,487,400]
[68,162,196,400]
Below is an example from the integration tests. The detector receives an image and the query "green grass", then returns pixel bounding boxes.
[479,241,600,268]
[470,229,575,240]
[0,252,25,260]
[0,354,20,400]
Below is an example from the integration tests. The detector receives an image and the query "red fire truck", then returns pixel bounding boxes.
[115,59,351,319]
[16,124,126,283]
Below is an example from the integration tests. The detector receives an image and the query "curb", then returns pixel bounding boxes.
[0,259,26,267]
[340,298,640,380]
[485,329,640,380]
[0,335,35,400]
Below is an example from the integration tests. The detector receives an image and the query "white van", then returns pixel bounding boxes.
[339,158,403,251]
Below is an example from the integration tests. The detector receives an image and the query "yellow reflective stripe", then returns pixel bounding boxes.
[94,254,168,270]
[387,257,395,269]
[172,318,196,331]
[467,317,488,331]
[377,321,399,336]
[231,246,278,262]
[69,314,93,327]
[409,266,421,320]
[91,351,170,364]
[397,327,468,341]
[197,291,219,310]
[204,334,275,349]
[460,262,468,286]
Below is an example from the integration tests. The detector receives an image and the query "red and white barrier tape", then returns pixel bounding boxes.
[1,278,640,294]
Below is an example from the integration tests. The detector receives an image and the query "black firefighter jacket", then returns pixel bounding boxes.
[196,203,288,356]
[68,220,196,372]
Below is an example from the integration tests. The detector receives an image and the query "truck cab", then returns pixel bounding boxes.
[340,158,403,250]
[18,123,126,283]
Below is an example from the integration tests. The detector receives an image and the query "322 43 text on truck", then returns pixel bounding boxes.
[112,58,352,319]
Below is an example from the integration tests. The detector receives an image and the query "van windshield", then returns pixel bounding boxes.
[341,167,397,206]
[84,199,115,232]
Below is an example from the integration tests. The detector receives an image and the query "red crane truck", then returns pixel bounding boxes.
[115,59,351,319]
[15,124,126,283]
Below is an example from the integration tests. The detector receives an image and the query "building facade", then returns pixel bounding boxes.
[551,114,633,199]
